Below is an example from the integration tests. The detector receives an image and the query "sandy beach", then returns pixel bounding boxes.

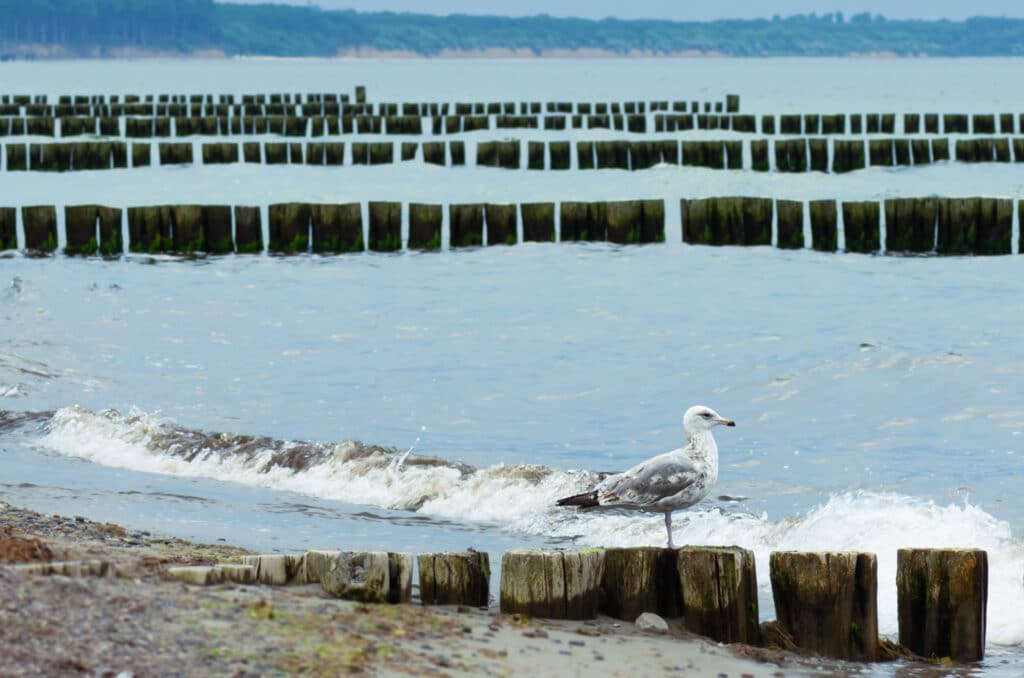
[0,499,825,677]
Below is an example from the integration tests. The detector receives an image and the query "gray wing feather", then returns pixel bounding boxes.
[597,454,700,508]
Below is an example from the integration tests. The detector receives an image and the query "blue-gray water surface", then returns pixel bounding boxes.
[2,58,1024,673]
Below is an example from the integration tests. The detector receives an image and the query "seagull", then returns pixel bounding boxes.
[556,405,735,549]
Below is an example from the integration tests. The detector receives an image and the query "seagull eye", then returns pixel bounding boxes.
[701,412,712,418]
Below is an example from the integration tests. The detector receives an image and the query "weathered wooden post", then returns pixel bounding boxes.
[408,203,442,250]
[170,205,204,253]
[841,201,881,253]
[577,141,595,170]
[640,200,665,243]
[560,201,588,242]
[605,200,643,244]
[422,142,445,166]
[268,203,310,254]
[368,201,401,252]
[521,202,555,242]
[725,140,743,170]
[751,140,769,172]
[742,197,772,245]
[810,200,838,252]
[677,546,759,644]
[884,198,937,253]
[6,145,28,172]
[97,206,123,256]
[64,204,98,255]
[449,141,465,166]
[0,208,17,251]
[911,139,931,165]
[449,203,484,247]
[318,552,391,603]
[22,205,58,252]
[770,551,879,661]
[897,549,987,662]
[500,549,605,619]
[418,551,490,607]
[496,140,520,169]
[485,203,517,245]
[202,205,233,254]
[601,547,681,620]
[128,206,171,253]
[976,198,1013,255]
[234,206,263,254]
[309,204,344,253]
[659,140,679,165]
[549,142,570,170]
[761,115,775,134]
[776,199,804,249]
[528,141,544,170]
[242,554,308,586]
[131,142,151,168]
[809,138,828,172]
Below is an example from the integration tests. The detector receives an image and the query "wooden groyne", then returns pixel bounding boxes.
[6,136,1024,173]
[2,196,1021,257]
[63,544,985,665]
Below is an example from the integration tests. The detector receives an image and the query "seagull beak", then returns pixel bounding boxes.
[716,417,736,427]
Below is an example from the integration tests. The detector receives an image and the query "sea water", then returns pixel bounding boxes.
[1,58,1023,673]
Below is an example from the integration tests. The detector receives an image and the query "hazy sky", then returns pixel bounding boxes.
[222,0,1024,21]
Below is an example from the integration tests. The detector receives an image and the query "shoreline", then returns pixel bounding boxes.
[0,499,814,677]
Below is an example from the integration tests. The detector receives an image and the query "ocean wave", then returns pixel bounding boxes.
[25,405,1024,646]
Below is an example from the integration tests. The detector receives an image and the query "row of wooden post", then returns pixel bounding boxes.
[201,546,987,664]
[0,95,737,122]
[0,200,666,255]
[7,136,1024,173]
[2,196,1019,256]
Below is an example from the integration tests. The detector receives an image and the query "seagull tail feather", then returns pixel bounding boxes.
[556,490,599,509]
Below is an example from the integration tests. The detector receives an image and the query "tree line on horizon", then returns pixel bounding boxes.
[1,0,1022,57]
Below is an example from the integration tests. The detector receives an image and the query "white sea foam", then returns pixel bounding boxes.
[36,405,1024,646]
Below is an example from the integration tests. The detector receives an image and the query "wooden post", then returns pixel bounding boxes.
[500,549,605,619]
[521,202,555,242]
[527,141,544,170]
[549,142,570,170]
[408,203,442,250]
[897,548,987,662]
[577,142,595,170]
[418,551,490,607]
[319,551,391,603]
[449,203,484,248]
[809,200,838,252]
[485,203,517,246]
[449,141,465,166]
[776,199,804,250]
[605,200,643,244]
[751,140,769,172]
[422,142,445,166]
[640,200,665,243]
[0,208,17,251]
[128,206,170,254]
[170,204,204,253]
[21,206,57,252]
[242,554,308,585]
[64,204,98,256]
[884,198,936,254]
[234,206,262,254]
[97,206,123,256]
[268,203,310,254]
[770,551,879,661]
[677,546,759,644]
[130,142,150,168]
[368,201,401,252]
[841,201,881,254]
[600,547,681,621]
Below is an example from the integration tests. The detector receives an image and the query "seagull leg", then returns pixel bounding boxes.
[664,512,676,550]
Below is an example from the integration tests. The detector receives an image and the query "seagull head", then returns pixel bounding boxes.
[683,405,735,436]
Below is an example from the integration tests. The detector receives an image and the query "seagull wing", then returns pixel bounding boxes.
[597,449,700,509]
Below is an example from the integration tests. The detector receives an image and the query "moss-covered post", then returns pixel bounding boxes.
[884,198,936,253]
[897,549,987,662]
[234,206,263,254]
[267,203,310,254]
[937,198,978,255]
[128,206,171,253]
[449,203,484,248]
[559,202,588,242]
[64,204,98,255]
[841,201,881,253]
[932,138,950,162]
[976,198,1012,255]
[639,200,665,243]
[202,205,233,254]
[521,202,555,242]
[497,140,520,169]
[309,204,343,253]
[770,551,879,661]
[776,200,804,249]
[810,200,838,252]
[528,141,544,170]
[171,204,205,253]
[418,551,490,607]
[604,200,643,244]
[336,203,364,252]
[131,142,151,168]
[448,141,465,166]
[600,547,682,620]
[0,208,17,251]
[97,206,123,256]
[742,198,773,245]
[751,140,769,172]
[911,139,931,165]
[576,141,595,170]
[500,549,605,619]
[677,546,759,644]
[21,206,58,253]
[408,203,442,250]
[485,203,517,246]
[368,201,401,252]
[421,142,445,166]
